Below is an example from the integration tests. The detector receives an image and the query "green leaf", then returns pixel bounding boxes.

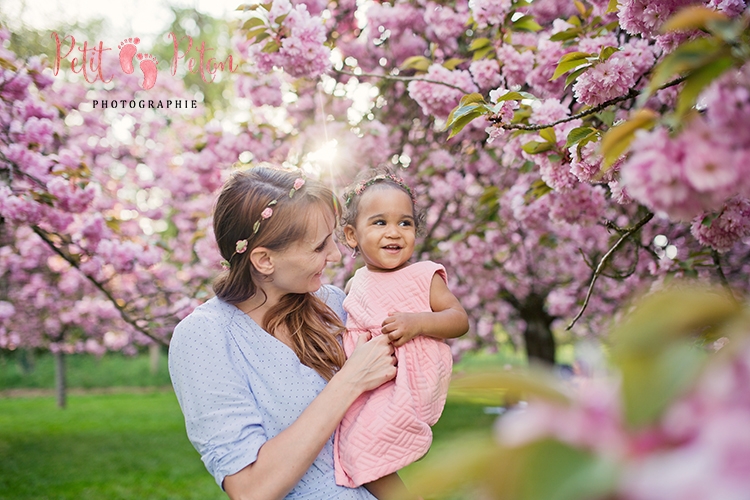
[449,369,571,405]
[445,94,488,127]
[606,0,619,13]
[610,286,740,427]
[261,40,280,53]
[599,46,619,61]
[514,440,618,500]
[526,179,553,201]
[648,37,723,93]
[564,66,590,88]
[596,109,616,127]
[245,26,269,42]
[242,17,266,30]
[618,341,707,428]
[600,109,659,168]
[539,127,557,144]
[565,126,597,147]
[568,15,582,27]
[676,56,734,118]
[472,46,495,60]
[447,109,485,139]
[549,28,581,42]
[469,37,491,51]
[443,58,466,70]
[660,5,729,33]
[493,90,536,102]
[512,15,543,32]
[551,57,592,81]
[558,51,592,63]
[522,140,555,154]
[459,92,487,106]
[400,55,432,72]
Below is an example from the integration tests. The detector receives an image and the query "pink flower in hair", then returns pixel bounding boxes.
[261,207,274,219]
[293,178,305,191]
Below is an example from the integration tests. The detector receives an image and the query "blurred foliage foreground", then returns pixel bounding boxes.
[403,284,749,500]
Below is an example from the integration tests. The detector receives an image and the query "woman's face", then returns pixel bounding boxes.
[268,206,341,295]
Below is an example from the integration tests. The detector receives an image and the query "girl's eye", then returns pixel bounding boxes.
[399,220,413,227]
[373,220,386,226]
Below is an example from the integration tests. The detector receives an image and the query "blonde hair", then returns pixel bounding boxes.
[213,167,346,380]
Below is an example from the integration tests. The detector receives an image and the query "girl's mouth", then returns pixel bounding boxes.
[383,244,402,253]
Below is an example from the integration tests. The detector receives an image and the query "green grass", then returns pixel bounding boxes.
[0,350,171,390]
[0,392,223,500]
[0,391,496,500]
[0,351,500,499]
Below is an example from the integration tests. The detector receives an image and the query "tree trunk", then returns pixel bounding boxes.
[54,350,66,409]
[519,293,556,365]
[149,343,160,376]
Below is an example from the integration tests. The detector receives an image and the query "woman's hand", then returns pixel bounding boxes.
[338,333,397,393]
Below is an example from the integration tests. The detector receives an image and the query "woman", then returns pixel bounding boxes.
[168,167,398,500]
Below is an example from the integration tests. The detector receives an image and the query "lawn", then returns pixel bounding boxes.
[0,352,501,499]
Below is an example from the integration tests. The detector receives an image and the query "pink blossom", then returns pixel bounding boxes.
[691,198,750,252]
[573,54,637,106]
[496,44,535,89]
[468,0,512,28]
[407,64,478,119]
[469,59,502,90]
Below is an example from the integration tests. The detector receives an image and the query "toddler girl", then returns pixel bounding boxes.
[333,171,469,493]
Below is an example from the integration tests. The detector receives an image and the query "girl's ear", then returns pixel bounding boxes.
[343,224,358,250]
[249,247,274,275]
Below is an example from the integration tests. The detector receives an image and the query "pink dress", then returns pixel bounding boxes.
[333,261,453,487]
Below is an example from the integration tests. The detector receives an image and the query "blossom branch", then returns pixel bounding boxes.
[332,68,471,93]
[711,250,738,303]
[31,225,169,346]
[567,212,654,330]
[500,76,688,132]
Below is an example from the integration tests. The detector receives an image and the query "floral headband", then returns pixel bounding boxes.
[220,177,305,270]
[344,173,415,206]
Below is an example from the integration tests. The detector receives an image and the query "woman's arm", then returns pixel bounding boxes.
[381,273,469,348]
[223,333,397,500]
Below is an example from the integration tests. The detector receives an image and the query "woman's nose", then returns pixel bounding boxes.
[327,242,342,263]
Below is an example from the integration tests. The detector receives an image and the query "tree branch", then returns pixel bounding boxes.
[566,212,654,330]
[711,250,738,303]
[332,68,471,93]
[31,226,169,346]
[498,76,688,132]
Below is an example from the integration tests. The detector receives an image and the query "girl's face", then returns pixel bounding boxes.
[344,186,416,272]
[267,206,341,295]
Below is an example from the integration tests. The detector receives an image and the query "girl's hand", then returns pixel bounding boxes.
[381,312,425,348]
[339,333,397,393]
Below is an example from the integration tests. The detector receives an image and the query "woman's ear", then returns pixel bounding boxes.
[249,247,274,275]
[343,225,358,251]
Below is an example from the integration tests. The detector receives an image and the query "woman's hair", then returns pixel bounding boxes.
[340,167,425,237]
[212,167,345,380]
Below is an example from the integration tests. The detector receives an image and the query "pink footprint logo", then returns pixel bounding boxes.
[136,53,158,90]
[117,37,140,74]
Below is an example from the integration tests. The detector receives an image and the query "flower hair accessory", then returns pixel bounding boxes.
[221,176,305,270]
[345,173,415,206]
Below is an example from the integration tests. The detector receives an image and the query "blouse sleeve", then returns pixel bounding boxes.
[168,305,268,489]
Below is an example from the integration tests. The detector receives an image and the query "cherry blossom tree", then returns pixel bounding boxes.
[0,24,286,404]
[233,0,750,364]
